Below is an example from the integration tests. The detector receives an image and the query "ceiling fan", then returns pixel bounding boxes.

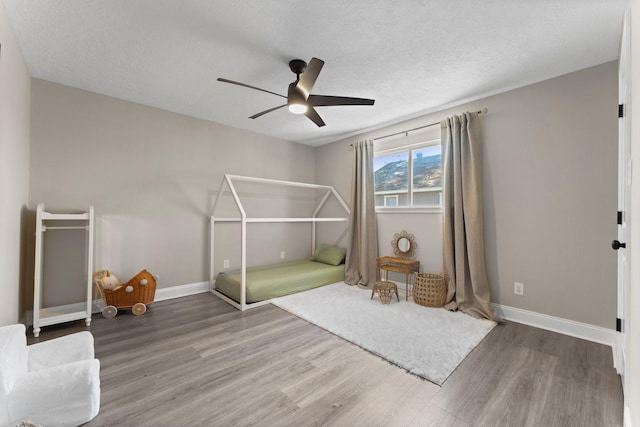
[217,57,375,127]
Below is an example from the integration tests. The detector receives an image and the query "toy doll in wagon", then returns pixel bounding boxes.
[93,269,157,318]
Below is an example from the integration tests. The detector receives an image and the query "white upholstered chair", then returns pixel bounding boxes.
[0,324,100,427]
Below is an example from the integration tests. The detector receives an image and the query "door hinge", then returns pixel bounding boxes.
[618,211,623,225]
[616,317,622,332]
[619,104,624,118]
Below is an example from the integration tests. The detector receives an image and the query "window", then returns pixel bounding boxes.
[383,195,399,207]
[374,141,441,208]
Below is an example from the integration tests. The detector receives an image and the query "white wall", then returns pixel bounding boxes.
[0,1,31,325]
[28,79,316,307]
[627,1,639,424]
[316,62,618,329]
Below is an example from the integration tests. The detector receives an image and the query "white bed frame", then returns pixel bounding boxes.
[209,174,350,311]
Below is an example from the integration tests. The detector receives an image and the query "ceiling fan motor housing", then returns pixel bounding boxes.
[289,59,307,77]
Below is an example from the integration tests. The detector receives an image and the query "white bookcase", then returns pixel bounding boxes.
[32,203,94,337]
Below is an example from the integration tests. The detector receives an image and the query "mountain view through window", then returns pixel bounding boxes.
[374,144,441,207]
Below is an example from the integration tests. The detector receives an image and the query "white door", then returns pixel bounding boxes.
[614,11,631,395]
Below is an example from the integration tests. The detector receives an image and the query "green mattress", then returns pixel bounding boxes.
[214,259,345,303]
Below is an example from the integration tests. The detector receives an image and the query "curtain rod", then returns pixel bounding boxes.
[372,108,488,142]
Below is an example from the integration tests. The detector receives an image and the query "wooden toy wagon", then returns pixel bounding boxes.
[93,269,157,318]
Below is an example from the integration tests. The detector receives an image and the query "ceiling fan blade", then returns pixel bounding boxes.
[304,107,326,127]
[217,77,287,99]
[296,57,324,98]
[308,94,375,107]
[249,104,287,119]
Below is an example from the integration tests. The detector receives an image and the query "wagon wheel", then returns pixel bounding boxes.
[132,303,147,316]
[102,305,118,318]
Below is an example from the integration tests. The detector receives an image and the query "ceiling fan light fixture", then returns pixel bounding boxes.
[287,82,308,114]
[288,102,308,114]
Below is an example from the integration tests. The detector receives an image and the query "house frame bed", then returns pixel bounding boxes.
[210,174,350,311]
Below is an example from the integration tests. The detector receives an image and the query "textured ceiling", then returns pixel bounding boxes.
[3,0,626,146]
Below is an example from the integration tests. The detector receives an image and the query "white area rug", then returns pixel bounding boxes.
[271,282,496,385]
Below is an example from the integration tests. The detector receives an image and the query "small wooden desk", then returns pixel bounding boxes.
[376,256,420,301]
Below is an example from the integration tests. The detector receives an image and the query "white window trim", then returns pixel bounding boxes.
[412,187,442,193]
[376,189,408,195]
[376,205,442,214]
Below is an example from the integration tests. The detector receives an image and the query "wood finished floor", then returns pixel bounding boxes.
[28,293,623,427]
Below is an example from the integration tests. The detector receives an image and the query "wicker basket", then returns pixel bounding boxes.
[93,269,156,310]
[413,272,446,308]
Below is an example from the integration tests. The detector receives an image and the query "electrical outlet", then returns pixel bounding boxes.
[280,251,285,260]
[223,259,229,269]
[514,282,524,296]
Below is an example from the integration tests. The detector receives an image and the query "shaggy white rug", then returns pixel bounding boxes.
[271,282,496,385]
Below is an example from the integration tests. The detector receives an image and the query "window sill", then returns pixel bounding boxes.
[375,206,442,214]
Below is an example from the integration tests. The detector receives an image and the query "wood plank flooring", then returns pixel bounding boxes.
[28,293,623,426]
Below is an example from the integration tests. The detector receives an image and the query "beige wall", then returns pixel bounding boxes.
[0,1,31,325]
[29,79,316,307]
[316,62,618,329]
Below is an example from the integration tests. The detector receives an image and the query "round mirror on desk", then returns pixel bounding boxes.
[391,230,417,259]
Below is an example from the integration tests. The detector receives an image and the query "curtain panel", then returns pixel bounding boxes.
[345,139,378,288]
[441,112,495,320]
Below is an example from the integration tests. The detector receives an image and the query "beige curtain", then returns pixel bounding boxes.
[441,113,495,320]
[345,139,378,288]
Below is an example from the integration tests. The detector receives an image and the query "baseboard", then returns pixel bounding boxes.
[154,281,210,302]
[490,303,616,347]
[625,406,633,427]
[24,281,211,326]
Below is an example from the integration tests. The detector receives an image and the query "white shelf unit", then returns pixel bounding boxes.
[32,203,95,337]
